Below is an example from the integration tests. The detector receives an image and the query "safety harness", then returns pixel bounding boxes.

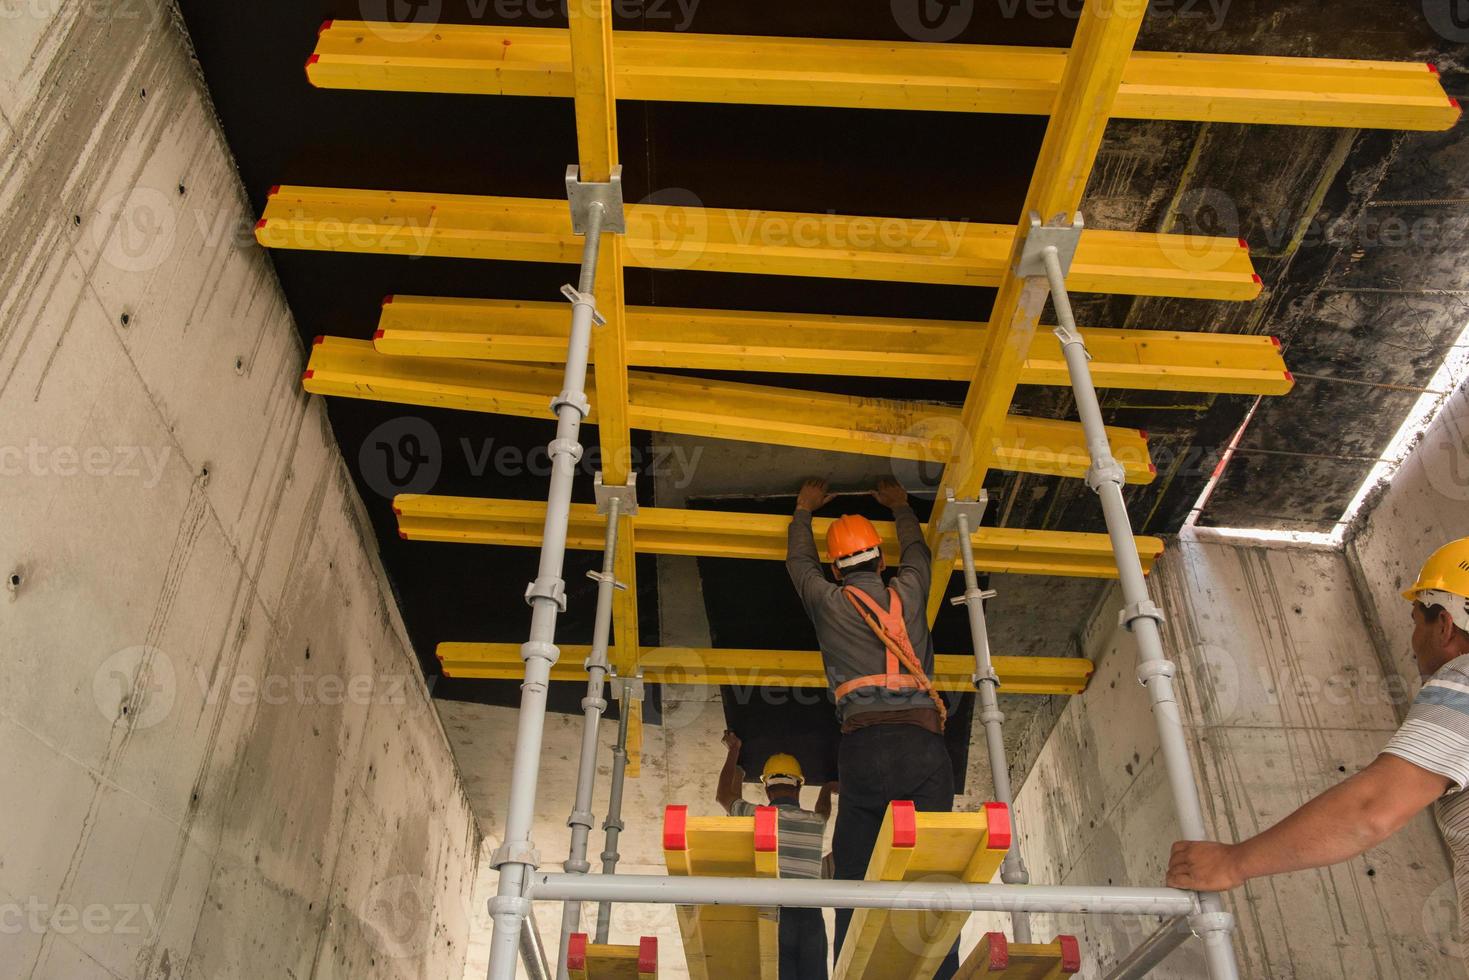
[836,586,947,730]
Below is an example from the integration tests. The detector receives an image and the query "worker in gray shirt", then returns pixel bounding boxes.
[786,476,958,978]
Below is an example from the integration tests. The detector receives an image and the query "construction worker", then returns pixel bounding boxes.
[716,731,835,979]
[1169,537,1469,934]
[786,476,959,977]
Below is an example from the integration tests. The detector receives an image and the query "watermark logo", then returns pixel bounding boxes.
[1424,0,1469,42]
[360,416,442,499]
[892,0,974,41]
[1176,642,1243,723]
[626,187,709,272]
[360,874,435,958]
[94,187,178,275]
[358,0,444,41]
[1423,877,1469,958]
[0,898,159,937]
[93,646,176,730]
[1421,387,1469,503]
[889,414,972,496]
[0,440,172,487]
[1161,186,1242,275]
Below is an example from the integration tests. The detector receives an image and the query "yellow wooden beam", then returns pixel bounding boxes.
[925,0,1148,620]
[834,803,1011,980]
[393,495,1165,580]
[374,295,1295,396]
[438,643,1093,697]
[309,22,1460,132]
[258,187,1260,300]
[566,934,659,980]
[304,337,1156,484]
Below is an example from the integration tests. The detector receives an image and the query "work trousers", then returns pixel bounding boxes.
[779,905,828,979]
[832,722,959,979]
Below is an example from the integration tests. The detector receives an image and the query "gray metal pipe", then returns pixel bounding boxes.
[1041,243,1240,980]
[531,872,1199,917]
[594,695,631,943]
[1103,917,1192,980]
[520,908,553,980]
[555,496,622,980]
[954,509,1032,944]
[486,202,608,980]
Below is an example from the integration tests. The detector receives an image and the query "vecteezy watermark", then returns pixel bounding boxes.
[1423,877,1469,958]
[1421,382,1469,504]
[891,0,1229,40]
[461,437,703,487]
[891,0,975,42]
[1423,0,1469,43]
[93,646,177,730]
[0,898,159,937]
[0,0,169,27]
[356,0,700,38]
[360,417,443,499]
[360,875,436,959]
[0,440,172,488]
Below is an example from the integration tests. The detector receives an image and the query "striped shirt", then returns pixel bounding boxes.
[730,798,827,880]
[1381,655,1469,933]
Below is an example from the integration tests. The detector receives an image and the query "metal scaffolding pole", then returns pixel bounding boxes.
[1103,917,1192,980]
[519,907,553,980]
[531,872,1199,917]
[555,477,634,979]
[486,168,621,980]
[1028,213,1240,980]
[594,691,632,943]
[945,491,1032,943]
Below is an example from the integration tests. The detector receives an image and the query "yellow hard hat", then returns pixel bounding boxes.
[761,753,804,788]
[1403,538,1469,633]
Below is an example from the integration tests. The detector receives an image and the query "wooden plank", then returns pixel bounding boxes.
[309,22,1460,131]
[956,933,1082,979]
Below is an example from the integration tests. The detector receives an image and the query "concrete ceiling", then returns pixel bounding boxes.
[175,0,1466,734]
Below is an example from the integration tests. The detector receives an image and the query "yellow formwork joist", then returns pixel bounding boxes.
[566,934,659,980]
[437,643,1094,697]
[663,805,780,980]
[257,187,1259,300]
[304,337,1156,484]
[309,22,1460,132]
[924,0,1148,619]
[373,296,1296,396]
[834,802,1012,980]
[391,495,1165,579]
[957,933,1082,979]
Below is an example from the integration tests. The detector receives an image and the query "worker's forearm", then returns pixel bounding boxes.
[1232,784,1395,880]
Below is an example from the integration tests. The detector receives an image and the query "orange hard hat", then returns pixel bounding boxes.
[826,515,883,570]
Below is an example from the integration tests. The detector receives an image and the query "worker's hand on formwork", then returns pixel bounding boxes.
[796,478,836,513]
[871,476,909,510]
[1166,840,1245,892]
[722,730,742,754]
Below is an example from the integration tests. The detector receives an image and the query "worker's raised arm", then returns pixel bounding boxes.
[1167,754,1450,891]
[715,731,746,815]
[873,477,930,593]
[787,478,837,609]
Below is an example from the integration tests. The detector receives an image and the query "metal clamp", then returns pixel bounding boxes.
[1119,598,1167,632]
[490,841,541,870]
[567,808,596,831]
[550,388,592,419]
[937,489,989,534]
[560,283,607,326]
[524,576,568,612]
[1052,321,1091,357]
[1086,457,1127,492]
[594,472,640,516]
[1188,910,1236,937]
[1017,211,1085,279]
[950,588,998,607]
[610,674,646,702]
[566,165,626,234]
[1136,658,1177,686]
[546,436,585,464]
[580,693,608,713]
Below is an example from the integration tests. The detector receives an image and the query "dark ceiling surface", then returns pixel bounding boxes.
[176,0,1467,720]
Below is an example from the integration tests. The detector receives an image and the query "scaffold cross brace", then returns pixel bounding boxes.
[1018,211,1085,279]
[586,569,628,591]
[566,164,626,234]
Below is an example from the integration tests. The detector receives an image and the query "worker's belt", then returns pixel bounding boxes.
[834,673,921,701]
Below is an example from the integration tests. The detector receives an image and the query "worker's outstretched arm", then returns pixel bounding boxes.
[716,731,746,815]
[1167,754,1449,891]
[815,781,837,820]
[787,478,837,610]
[873,477,929,594]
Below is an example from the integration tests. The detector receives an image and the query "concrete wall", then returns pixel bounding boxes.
[981,539,1462,978]
[0,5,478,978]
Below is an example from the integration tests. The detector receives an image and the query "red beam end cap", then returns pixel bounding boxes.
[663,805,688,851]
[984,802,1013,850]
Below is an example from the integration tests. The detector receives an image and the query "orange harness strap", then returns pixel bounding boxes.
[838,587,948,730]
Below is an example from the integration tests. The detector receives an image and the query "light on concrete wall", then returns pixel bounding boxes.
[1186,317,1469,547]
